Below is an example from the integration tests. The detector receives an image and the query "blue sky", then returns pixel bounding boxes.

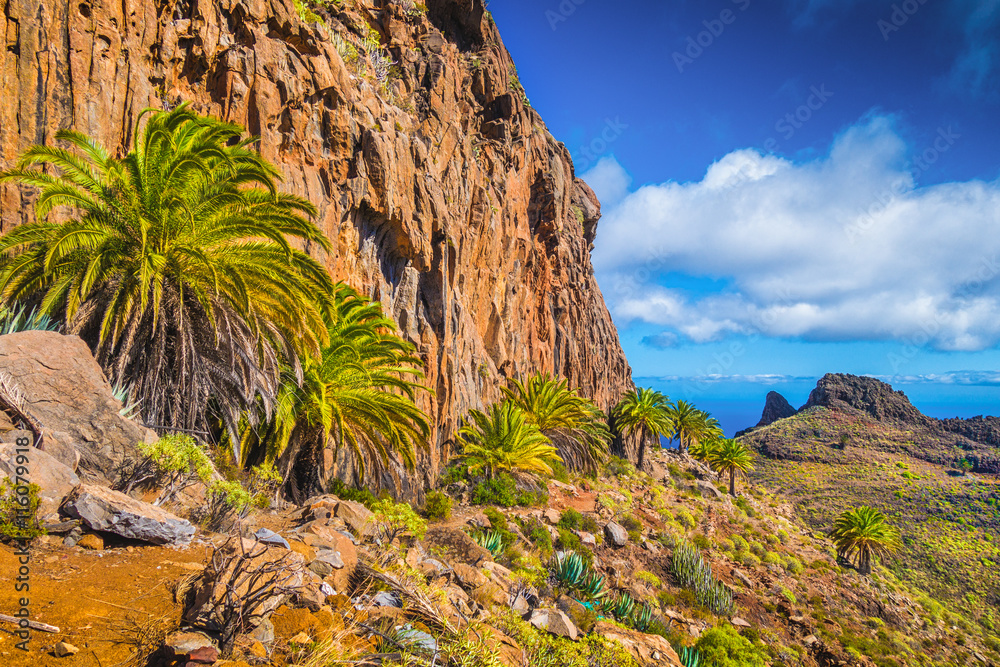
[490,0,1000,434]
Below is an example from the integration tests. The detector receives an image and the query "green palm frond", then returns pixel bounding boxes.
[501,373,611,473]
[614,388,674,469]
[705,438,754,497]
[457,401,560,480]
[240,283,430,500]
[0,104,334,437]
[830,506,900,576]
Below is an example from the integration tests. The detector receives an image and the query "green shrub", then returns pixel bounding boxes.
[138,434,214,506]
[581,514,600,533]
[204,479,254,530]
[483,506,507,530]
[694,624,768,667]
[676,509,696,530]
[784,556,804,575]
[734,496,756,517]
[0,479,45,541]
[731,535,748,552]
[741,552,761,568]
[777,529,789,544]
[635,570,662,587]
[329,478,379,509]
[692,533,712,550]
[557,527,583,552]
[762,551,782,566]
[558,508,583,531]
[719,538,735,552]
[604,456,635,479]
[371,498,427,542]
[423,491,452,520]
[472,474,546,507]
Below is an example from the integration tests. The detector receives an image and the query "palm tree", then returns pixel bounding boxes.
[501,373,611,472]
[669,400,709,453]
[457,401,561,479]
[240,284,431,502]
[830,506,900,575]
[614,388,674,470]
[705,438,754,496]
[0,104,333,435]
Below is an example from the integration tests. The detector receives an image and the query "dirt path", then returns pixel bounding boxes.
[0,538,209,666]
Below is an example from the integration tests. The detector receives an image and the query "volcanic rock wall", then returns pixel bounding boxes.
[0,0,633,489]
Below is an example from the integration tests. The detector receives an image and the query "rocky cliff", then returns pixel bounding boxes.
[0,0,633,488]
[802,373,929,425]
[755,390,796,428]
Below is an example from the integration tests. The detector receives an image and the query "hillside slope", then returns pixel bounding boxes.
[0,0,633,489]
[738,375,1000,640]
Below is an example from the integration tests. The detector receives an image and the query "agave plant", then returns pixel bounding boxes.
[0,302,60,335]
[671,540,734,616]
[552,550,586,588]
[472,529,505,558]
[601,590,636,621]
[630,603,653,632]
[579,570,606,601]
[674,646,702,667]
[111,382,140,420]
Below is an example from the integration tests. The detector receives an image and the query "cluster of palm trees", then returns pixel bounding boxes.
[0,105,429,499]
[456,373,611,479]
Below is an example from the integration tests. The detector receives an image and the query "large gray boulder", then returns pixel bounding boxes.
[60,484,196,545]
[0,442,79,518]
[0,331,155,482]
[604,521,628,547]
[528,608,578,640]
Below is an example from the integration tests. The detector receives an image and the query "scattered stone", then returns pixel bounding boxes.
[511,594,531,615]
[731,616,751,628]
[549,480,579,496]
[604,521,628,547]
[733,568,754,589]
[424,527,491,565]
[595,621,683,666]
[53,641,79,657]
[576,531,596,546]
[687,479,726,500]
[418,558,449,578]
[543,508,561,524]
[289,632,312,644]
[373,592,402,608]
[397,625,437,652]
[77,533,104,550]
[315,549,345,569]
[162,631,218,660]
[308,559,334,577]
[529,608,578,640]
[334,501,374,536]
[453,563,488,589]
[287,539,317,562]
[254,528,290,549]
[61,484,196,546]
[251,617,275,643]
[467,512,491,529]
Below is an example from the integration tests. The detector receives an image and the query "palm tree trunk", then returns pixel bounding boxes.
[637,425,648,470]
[729,468,736,496]
[859,552,871,576]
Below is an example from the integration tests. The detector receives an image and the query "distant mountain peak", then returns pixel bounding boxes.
[756,390,797,427]
[802,373,929,426]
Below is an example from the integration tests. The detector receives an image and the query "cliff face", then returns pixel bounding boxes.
[755,390,796,428]
[0,0,633,488]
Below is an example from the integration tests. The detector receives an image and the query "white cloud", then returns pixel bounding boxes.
[593,114,1000,352]
[581,156,632,207]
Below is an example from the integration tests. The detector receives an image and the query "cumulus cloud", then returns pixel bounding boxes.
[581,156,632,207]
[593,114,1000,351]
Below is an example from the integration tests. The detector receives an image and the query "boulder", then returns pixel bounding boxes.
[0,442,79,517]
[528,608,578,640]
[593,621,683,666]
[424,526,491,565]
[61,484,196,545]
[604,521,628,547]
[453,562,488,589]
[303,523,357,592]
[686,479,726,500]
[335,500,374,537]
[184,538,306,632]
[162,631,218,662]
[0,332,155,482]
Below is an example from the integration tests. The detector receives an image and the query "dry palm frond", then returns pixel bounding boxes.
[0,372,43,447]
[355,560,457,636]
